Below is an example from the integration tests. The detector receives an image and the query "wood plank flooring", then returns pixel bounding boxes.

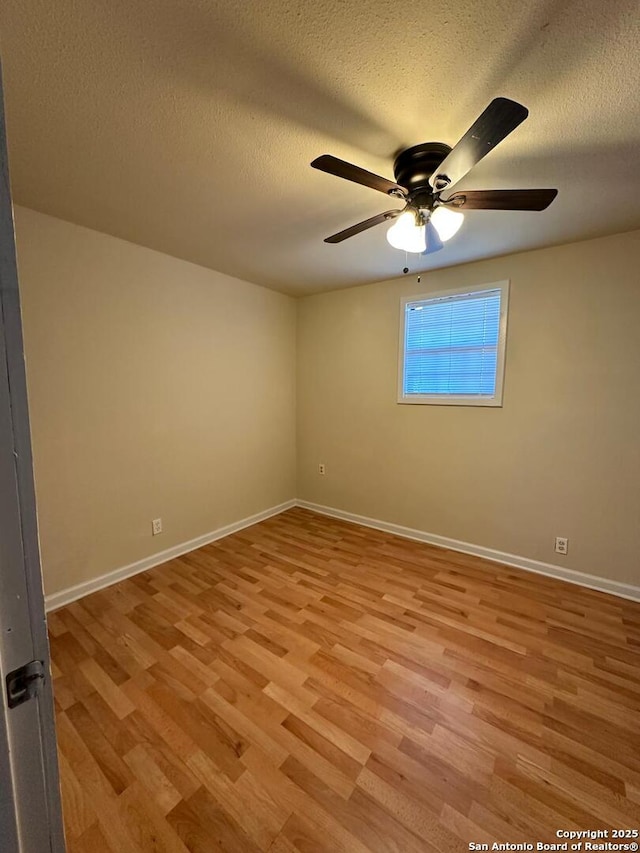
[49,507,640,852]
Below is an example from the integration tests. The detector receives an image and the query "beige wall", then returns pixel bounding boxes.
[15,207,296,596]
[14,206,640,595]
[297,230,640,586]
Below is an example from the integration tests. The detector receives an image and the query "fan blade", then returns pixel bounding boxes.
[312,155,407,197]
[423,220,444,254]
[443,188,558,210]
[324,209,404,243]
[429,98,529,191]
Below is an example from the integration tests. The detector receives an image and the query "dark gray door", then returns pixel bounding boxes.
[0,60,66,852]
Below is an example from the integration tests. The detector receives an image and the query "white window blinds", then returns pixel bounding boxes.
[399,283,508,405]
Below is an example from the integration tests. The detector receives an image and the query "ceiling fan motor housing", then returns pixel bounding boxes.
[393,142,452,208]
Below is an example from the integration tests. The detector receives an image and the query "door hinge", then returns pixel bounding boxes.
[6,660,45,709]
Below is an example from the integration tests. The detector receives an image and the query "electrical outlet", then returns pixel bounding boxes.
[152,518,162,536]
[318,463,326,475]
[555,536,568,555]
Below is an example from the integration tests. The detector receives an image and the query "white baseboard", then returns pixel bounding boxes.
[44,500,296,612]
[296,500,640,603]
[45,497,640,612]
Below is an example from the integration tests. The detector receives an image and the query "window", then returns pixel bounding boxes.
[398,281,509,406]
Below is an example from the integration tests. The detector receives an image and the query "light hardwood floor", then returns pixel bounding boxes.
[49,507,640,852]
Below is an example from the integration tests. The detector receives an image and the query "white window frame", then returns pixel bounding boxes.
[397,280,510,407]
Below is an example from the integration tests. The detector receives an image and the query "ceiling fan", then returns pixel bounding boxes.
[311,97,558,254]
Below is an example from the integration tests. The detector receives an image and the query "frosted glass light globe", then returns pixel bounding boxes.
[431,206,464,241]
[386,212,426,253]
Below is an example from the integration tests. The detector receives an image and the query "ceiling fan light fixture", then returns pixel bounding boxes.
[431,206,464,241]
[313,100,557,249]
[386,211,426,253]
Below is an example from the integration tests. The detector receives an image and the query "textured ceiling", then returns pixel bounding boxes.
[2,0,640,294]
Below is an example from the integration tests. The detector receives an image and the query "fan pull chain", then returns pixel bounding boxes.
[401,252,421,284]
